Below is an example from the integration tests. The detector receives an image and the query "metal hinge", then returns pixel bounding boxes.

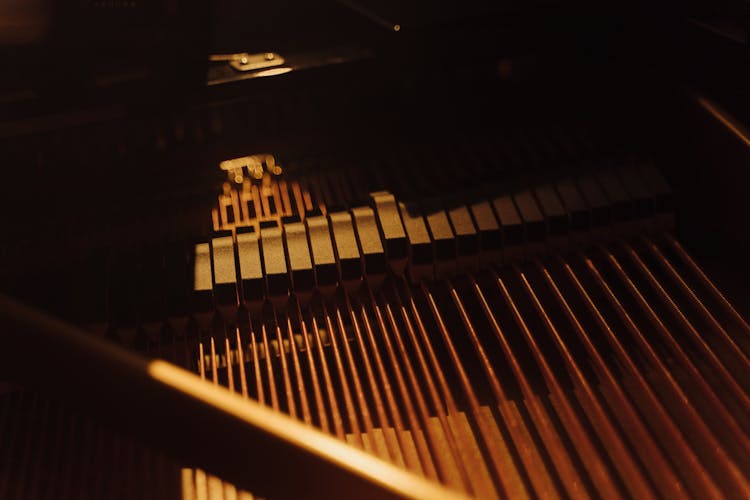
[208,52,285,72]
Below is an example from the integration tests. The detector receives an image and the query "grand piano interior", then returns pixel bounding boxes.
[2,1,750,498]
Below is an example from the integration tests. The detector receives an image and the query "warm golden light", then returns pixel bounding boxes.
[147,360,468,500]
[251,67,293,78]
[698,97,750,148]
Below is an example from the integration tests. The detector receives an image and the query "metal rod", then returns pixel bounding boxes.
[519,265,657,500]
[582,254,750,497]
[646,237,750,367]
[378,284,471,492]
[537,260,688,498]
[477,275,593,500]
[666,235,750,333]
[0,292,465,500]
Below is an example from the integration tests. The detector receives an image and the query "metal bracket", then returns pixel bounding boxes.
[209,52,285,72]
